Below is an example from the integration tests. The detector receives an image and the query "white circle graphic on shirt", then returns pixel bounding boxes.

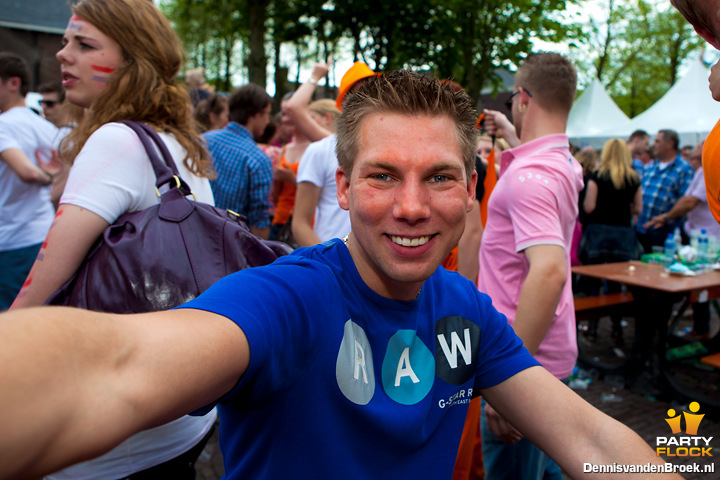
[336,320,375,405]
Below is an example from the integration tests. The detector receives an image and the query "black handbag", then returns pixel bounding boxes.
[45,121,292,313]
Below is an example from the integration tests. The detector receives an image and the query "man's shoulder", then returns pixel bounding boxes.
[304,134,337,155]
[0,107,57,146]
[0,107,54,130]
[206,126,269,163]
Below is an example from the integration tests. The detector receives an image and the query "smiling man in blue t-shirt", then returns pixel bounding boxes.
[0,71,680,480]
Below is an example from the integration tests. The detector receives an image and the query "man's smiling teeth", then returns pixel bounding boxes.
[390,235,430,247]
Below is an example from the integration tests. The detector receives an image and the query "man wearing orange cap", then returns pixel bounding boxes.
[292,61,376,246]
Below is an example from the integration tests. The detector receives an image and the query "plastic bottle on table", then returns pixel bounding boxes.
[690,229,700,250]
[664,233,676,268]
[697,229,709,269]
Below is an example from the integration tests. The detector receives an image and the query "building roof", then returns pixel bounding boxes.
[0,0,72,35]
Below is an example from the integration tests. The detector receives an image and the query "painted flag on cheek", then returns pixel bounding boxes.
[91,65,115,83]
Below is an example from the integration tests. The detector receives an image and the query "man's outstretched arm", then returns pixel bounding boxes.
[0,306,249,480]
[482,366,683,479]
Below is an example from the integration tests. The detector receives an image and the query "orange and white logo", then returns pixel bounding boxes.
[656,402,713,457]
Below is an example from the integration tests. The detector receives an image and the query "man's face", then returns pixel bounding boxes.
[629,135,649,152]
[653,132,670,157]
[477,139,494,160]
[40,92,62,125]
[249,103,272,137]
[336,113,476,301]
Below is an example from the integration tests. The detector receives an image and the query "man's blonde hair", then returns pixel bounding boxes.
[514,53,577,115]
[336,70,478,179]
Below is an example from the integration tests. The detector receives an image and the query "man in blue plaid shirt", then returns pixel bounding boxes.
[637,129,694,252]
[203,85,273,239]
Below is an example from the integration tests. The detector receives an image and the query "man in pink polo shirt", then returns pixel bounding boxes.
[477,53,584,480]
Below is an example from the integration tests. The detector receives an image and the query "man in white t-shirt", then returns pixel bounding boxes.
[0,52,58,309]
[292,62,375,246]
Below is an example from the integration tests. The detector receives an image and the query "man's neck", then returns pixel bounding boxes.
[658,151,677,163]
[0,96,25,113]
[519,110,567,144]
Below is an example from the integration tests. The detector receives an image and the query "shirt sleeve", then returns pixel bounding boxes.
[505,166,564,252]
[296,141,324,187]
[60,123,152,223]
[179,256,335,411]
[245,154,273,228]
[0,122,20,153]
[686,168,707,202]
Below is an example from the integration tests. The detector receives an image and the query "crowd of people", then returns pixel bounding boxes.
[0,0,717,479]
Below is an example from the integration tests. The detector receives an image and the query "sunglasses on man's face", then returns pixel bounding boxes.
[39,100,59,107]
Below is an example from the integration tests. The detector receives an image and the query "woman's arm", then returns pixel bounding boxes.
[583,179,598,215]
[285,61,334,142]
[10,204,109,309]
[292,182,322,247]
[631,185,643,216]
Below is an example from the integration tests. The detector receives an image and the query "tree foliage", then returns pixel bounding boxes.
[162,0,248,91]
[162,0,705,112]
[568,0,705,117]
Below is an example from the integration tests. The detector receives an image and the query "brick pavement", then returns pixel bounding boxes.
[567,375,719,479]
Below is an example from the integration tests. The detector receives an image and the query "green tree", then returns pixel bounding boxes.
[321,0,579,100]
[162,0,247,91]
[569,0,704,117]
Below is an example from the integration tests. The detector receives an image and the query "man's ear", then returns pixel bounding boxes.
[695,25,720,50]
[336,166,350,211]
[5,77,21,94]
[467,170,478,213]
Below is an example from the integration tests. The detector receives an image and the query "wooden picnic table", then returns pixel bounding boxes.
[572,260,720,407]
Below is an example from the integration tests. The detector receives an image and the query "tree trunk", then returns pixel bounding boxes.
[247,0,267,88]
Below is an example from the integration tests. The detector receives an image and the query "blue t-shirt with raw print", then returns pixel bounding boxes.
[181,238,538,479]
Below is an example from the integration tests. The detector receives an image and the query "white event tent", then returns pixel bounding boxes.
[567,77,630,149]
[568,59,720,150]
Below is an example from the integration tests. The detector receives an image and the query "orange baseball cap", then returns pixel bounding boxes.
[336,61,376,109]
[703,119,720,223]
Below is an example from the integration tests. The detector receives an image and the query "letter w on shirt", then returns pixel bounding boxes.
[437,329,472,369]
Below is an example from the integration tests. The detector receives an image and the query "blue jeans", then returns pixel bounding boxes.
[0,242,42,310]
[480,397,563,480]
